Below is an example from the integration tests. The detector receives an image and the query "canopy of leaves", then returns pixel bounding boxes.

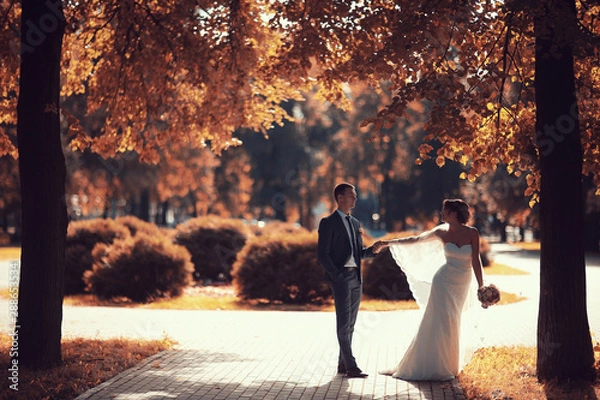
[269,1,599,199]
[1,1,599,197]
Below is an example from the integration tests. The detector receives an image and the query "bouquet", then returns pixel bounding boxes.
[477,284,501,309]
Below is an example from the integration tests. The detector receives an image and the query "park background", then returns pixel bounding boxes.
[1,85,599,246]
[1,66,599,400]
[1,1,600,399]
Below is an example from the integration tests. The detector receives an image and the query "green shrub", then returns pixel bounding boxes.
[115,215,164,237]
[363,232,414,300]
[173,216,251,282]
[232,232,331,304]
[84,233,194,303]
[65,218,130,295]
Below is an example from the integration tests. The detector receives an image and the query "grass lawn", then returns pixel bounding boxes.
[484,261,530,276]
[0,247,20,261]
[513,242,542,251]
[63,286,521,311]
[60,257,528,311]
[62,285,421,311]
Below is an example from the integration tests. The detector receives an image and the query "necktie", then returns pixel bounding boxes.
[346,215,357,262]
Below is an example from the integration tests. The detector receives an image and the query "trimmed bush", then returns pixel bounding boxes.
[232,232,331,304]
[65,218,130,295]
[363,232,414,300]
[84,233,194,303]
[250,220,309,236]
[173,216,251,282]
[115,215,164,237]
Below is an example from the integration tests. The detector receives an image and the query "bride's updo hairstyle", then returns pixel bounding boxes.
[443,199,470,224]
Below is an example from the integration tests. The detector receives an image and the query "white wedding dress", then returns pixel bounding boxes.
[380,235,478,381]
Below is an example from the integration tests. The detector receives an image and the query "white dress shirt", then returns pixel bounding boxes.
[336,209,358,268]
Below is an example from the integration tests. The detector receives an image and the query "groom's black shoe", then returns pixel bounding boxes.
[346,367,368,378]
[337,364,347,374]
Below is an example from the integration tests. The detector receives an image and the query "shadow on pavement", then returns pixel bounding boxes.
[75,347,463,400]
[312,375,359,399]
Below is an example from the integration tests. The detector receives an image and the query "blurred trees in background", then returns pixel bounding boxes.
[2,67,599,242]
[1,83,479,235]
[2,0,599,378]
[3,1,599,244]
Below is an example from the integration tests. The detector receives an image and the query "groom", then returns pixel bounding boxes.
[317,182,382,378]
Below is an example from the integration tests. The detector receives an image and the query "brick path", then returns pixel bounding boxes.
[2,243,600,399]
[70,309,467,400]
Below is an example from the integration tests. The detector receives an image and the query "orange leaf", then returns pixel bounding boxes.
[435,156,445,167]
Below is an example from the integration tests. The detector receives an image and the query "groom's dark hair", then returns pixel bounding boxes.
[334,182,354,204]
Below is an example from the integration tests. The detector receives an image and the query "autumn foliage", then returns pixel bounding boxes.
[0,2,574,188]
[2,1,598,219]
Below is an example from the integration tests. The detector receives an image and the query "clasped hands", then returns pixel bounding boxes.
[372,240,390,254]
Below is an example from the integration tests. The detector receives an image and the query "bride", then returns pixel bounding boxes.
[378,199,486,381]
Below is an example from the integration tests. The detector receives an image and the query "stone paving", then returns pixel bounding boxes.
[2,244,600,399]
[69,309,467,400]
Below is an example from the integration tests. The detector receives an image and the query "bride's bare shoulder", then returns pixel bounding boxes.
[467,225,480,234]
[466,226,480,239]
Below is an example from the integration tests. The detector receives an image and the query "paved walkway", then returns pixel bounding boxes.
[2,244,600,399]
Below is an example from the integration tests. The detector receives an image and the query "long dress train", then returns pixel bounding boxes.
[380,237,478,381]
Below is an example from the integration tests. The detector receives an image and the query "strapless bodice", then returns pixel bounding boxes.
[444,242,472,266]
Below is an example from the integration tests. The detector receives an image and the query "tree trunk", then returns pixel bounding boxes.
[381,177,408,232]
[16,0,67,369]
[498,219,508,243]
[139,188,150,222]
[534,0,594,381]
[189,191,198,218]
[272,185,287,221]
[159,200,169,226]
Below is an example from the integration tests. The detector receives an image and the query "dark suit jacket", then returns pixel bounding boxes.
[317,211,374,283]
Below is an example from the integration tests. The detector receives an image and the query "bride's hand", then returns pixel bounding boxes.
[372,241,389,254]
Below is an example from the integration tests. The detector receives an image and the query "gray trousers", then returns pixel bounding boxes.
[330,268,362,370]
